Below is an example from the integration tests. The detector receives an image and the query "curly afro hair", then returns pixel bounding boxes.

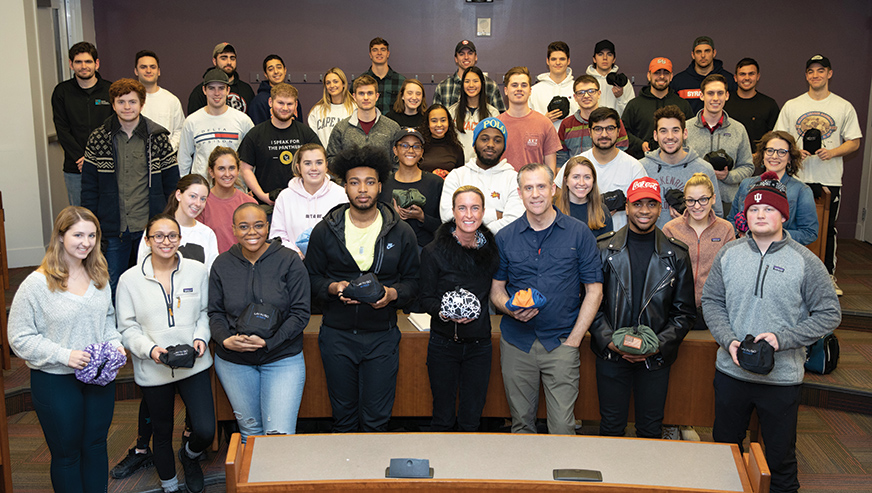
[329,145,392,184]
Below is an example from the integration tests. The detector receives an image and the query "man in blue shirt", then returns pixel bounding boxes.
[491,162,603,435]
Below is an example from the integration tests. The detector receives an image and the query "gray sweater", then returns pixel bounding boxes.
[8,272,121,374]
[685,110,754,204]
[640,147,724,228]
[701,232,841,385]
[325,109,400,161]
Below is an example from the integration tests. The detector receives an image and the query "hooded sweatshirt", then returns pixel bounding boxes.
[529,67,578,131]
[270,177,348,254]
[639,147,724,227]
[702,232,841,386]
[685,110,754,203]
[116,254,212,387]
[621,86,694,159]
[670,59,738,114]
[439,157,526,234]
[187,67,255,115]
[305,202,420,331]
[585,64,635,116]
[208,239,311,366]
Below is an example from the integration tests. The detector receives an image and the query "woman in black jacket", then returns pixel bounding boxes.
[419,185,499,431]
[208,203,311,443]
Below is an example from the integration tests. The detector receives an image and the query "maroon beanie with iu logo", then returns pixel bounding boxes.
[743,171,789,220]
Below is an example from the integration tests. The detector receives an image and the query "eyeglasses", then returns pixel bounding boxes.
[574,89,598,97]
[763,148,789,157]
[397,143,423,152]
[591,125,618,134]
[235,222,267,233]
[684,196,711,207]
[148,233,180,243]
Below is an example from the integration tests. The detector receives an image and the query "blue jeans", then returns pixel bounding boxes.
[214,353,305,442]
[426,331,491,432]
[30,370,116,493]
[104,229,143,298]
[64,172,82,207]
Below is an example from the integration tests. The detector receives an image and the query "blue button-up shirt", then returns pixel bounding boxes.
[494,208,603,352]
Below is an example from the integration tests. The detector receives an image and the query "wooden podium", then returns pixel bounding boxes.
[225,432,770,492]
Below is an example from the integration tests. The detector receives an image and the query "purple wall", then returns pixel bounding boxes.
[92,0,872,233]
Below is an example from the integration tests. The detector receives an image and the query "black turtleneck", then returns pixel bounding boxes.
[627,228,656,322]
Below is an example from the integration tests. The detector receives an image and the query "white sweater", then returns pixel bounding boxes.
[8,271,121,374]
[307,102,355,149]
[178,107,254,177]
[116,255,212,387]
[270,177,348,254]
[584,64,636,116]
[439,158,525,234]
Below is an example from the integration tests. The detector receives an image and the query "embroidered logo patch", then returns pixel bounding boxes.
[773,266,784,272]
[183,287,193,292]
[386,243,395,250]
[712,238,722,242]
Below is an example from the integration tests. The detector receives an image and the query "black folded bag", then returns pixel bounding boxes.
[803,128,822,154]
[343,273,386,304]
[737,334,775,375]
[602,189,626,212]
[159,344,196,370]
[547,96,570,120]
[236,302,282,339]
[703,149,734,171]
[606,72,628,88]
[664,188,686,215]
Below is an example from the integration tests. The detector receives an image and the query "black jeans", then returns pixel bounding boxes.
[426,331,492,432]
[595,356,671,438]
[713,371,802,493]
[140,370,215,480]
[318,325,400,432]
[30,370,115,493]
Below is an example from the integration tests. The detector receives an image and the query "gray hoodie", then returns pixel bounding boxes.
[640,147,723,228]
[701,232,841,386]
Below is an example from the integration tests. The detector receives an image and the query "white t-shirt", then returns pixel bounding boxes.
[142,87,185,151]
[178,107,254,177]
[775,92,863,186]
[136,220,219,272]
[307,102,355,148]
[557,149,647,230]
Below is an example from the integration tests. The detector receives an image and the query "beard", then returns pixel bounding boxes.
[271,107,293,122]
[475,146,504,169]
[593,138,616,152]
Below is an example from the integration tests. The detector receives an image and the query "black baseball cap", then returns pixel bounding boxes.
[806,54,832,70]
[455,40,476,54]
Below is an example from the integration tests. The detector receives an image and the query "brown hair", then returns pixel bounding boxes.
[40,206,109,291]
[292,143,328,177]
[700,73,728,92]
[352,74,378,93]
[753,131,803,177]
[573,74,600,92]
[653,105,687,131]
[392,79,428,114]
[109,78,146,105]
[503,66,531,86]
[207,146,243,189]
[555,157,606,231]
[164,174,210,215]
[270,82,299,100]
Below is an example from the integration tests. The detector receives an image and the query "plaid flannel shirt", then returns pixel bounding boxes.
[363,66,406,115]
[433,72,506,113]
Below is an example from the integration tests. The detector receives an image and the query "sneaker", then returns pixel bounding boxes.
[680,425,700,441]
[831,275,844,296]
[110,447,153,479]
[661,425,680,440]
[178,447,205,493]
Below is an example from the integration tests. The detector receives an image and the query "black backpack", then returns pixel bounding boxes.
[805,332,839,375]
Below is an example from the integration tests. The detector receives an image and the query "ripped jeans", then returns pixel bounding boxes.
[214,352,306,443]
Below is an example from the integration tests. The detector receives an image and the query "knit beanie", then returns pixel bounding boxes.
[472,117,507,144]
[743,171,789,220]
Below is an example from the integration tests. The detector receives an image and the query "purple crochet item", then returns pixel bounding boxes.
[75,342,127,386]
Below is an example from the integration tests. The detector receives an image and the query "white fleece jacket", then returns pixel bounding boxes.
[585,64,635,116]
[439,157,525,234]
[116,254,212,387]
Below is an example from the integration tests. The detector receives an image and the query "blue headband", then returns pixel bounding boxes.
[472,117,507,144]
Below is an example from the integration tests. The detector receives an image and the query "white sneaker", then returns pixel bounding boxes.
[680,425,700,441]
[831,275,844,296]
[661,425,680,440]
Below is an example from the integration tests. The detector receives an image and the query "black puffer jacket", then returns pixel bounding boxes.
[418,221,500,340]
[305,202,419,331]
[590,227,696,368]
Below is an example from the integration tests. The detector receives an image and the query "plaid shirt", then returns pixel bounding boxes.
[433,72,506,113]
[363,66,406,115]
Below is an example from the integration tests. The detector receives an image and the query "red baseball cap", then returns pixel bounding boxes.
[627,177,661,203]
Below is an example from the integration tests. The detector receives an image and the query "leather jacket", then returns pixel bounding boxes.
[590,227,696,368]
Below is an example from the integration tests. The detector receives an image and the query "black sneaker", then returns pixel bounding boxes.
[178,447,205,493]
[110,447,153,479]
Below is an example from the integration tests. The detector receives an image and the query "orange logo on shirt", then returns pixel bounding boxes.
[491,191,501,199]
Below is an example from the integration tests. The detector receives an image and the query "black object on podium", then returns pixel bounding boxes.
[385,458,433,478]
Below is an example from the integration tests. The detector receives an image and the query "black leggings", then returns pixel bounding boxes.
[139,370,215,480]
[137,398,192,449]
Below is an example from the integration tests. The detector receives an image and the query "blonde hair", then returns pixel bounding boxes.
[310,67,355,119]
[684,172,716,197]
[555,157,606,231]
[40,206,109,291]
[292,143,328,178]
